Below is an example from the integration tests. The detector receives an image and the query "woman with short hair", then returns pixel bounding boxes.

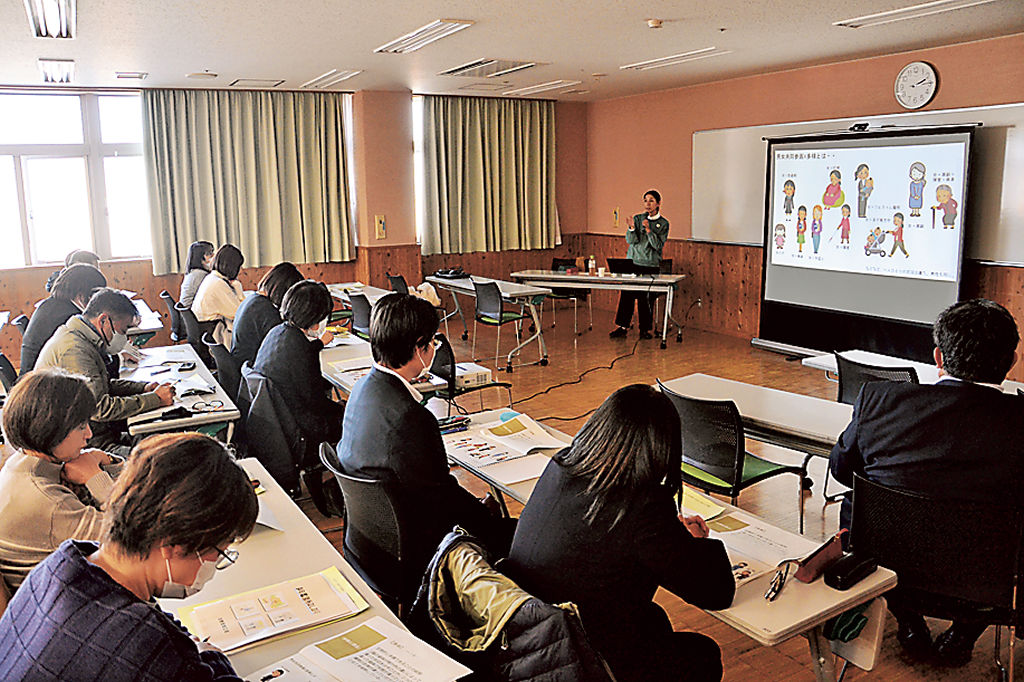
[179,240,215,308]
[19,264,108,376]
[231,262,304,366]
[192,244,246,347]
[0,432,258,681]
[506,384,735,682]
[0,369,120,590]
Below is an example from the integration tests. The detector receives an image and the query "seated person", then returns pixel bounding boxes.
[35,289,175,450]
[44,249,100,293]
[0,432,257,681]
[20,264,107,376]
[179,240,214,308]
[231,262,303,366]
[192,244,246,347]
[0,369,122,591]
[830,298,1023,667]
[506,385,734,682]
[338,294,513,602]
[251,279,344,450]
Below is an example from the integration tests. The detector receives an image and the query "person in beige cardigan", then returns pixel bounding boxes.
[191,244,246,347]
[0,369,123,591]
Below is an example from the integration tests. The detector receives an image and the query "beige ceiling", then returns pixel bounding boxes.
[0,0,1021,100]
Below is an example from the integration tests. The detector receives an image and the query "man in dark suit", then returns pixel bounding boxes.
[830,298,1022,667]
[338,293,513,602]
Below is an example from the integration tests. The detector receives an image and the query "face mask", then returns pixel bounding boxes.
[100,317,128,355]
[159,553,217,599]
[306,319,327,342]
[414,346,433,380]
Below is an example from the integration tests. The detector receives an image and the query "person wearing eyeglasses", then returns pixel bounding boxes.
[0,432,257,681]
[250,279,345,449]
[337,293,514,606]
[505,385,734,682]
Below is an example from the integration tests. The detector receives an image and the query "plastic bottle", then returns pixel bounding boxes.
[588,255,596,274]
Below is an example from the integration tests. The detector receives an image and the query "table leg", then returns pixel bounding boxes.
[806,625,837,682]
[505,299,549,368]
[445,289,469,340]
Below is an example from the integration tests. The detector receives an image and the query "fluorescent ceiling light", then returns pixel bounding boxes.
[38,58,74,83]
[834,0,1000,28]
[503,79,582,96]
[24,0,75,38]
[620,47,732,71]
[375,19,473,54]
[300,69,363,89]
[115,71,148,80]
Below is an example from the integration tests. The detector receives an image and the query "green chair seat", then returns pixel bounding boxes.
[682,453,797,492]
[478,311,526,325]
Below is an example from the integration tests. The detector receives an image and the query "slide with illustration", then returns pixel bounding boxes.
[768,140,966,282]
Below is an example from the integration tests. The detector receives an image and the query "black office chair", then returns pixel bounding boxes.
[658,380,807,534]
[428,333,512,415]
[319,442,409,613]
[174,302,217,367]
[159,290,186,343]
[545,257,593,336]
[201,332,241,405]
[0,353,17,392]
[820,353,921,503]
[387,273,410,294]
[851,473,1023,681]
[10,315,29,338]
[471,280,529,373]
[348,292,372,340]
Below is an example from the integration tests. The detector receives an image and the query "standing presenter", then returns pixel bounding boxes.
[609,190,669,339]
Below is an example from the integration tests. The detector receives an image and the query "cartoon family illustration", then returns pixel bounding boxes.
[821,170,845,209]
[863,213,910,257]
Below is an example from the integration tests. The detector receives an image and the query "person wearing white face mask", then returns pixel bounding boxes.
[250,279,345,451]
[337,294,515,607]
[0,432,258,681]
[35,288,175,450]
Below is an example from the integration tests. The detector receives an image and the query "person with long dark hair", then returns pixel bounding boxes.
[507,384,735,682]
[179,241,215,308]
[192,244,246,347]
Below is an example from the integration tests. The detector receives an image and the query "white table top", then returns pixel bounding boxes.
[128,298,163,335]
[325,282,392,304]
[425,275,551,300]
[122,344,241,435]
[164,458,402,676]
[659,373,852,457]
[803,350,1024,394]
[512,269,686,289]
[320,338,374,393]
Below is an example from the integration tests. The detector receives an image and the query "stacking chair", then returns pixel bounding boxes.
[820,352,920,502]
[10,315,29,338]
[348,292,372,340]
[658,380,807,534]
[544,257,593,336]
[174,302,217,368]
[201,332,241,405]
[159,290,186,343]
[387,273,410,294]
[851,474,1024,681]
[320,442,409,614]
[471,280,529,373]
[428,333,512,415]
[0,353,17,392]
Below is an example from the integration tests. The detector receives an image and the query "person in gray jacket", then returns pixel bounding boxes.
[35,289,175,449]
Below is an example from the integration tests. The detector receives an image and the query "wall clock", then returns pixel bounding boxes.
[895,61,938,110]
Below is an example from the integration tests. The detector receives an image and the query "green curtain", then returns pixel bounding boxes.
[421,95,560,255]
[142,89,354,274]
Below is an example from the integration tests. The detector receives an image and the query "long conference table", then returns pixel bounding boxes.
[445,408,894,682]
[511,269,688,349]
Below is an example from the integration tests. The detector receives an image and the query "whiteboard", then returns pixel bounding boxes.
[692,103,1024,264]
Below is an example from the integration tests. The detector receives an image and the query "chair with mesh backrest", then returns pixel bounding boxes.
[159,290,186,343]
[471,280,528,372]
[428,333,511,415]
[658,380,807,534]
[544,257,592,336]
[0,353,16,392]
[202,332,241,405]
[851,473,1023,681]
[387,274,410,295]
[348,293,372,340]
[175,302,216,368]
[10,315,29,338]
[319,442,409,613]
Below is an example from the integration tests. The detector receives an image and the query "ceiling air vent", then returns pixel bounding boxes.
[440,59,539,79]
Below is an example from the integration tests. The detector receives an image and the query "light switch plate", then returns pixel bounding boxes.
[374,214,386,240]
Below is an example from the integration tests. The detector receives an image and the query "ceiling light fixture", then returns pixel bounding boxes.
[186,71,218,80]
[620,47,732,71]
[24,0,75,39]
[374,19,474,54]
[439,58,538,78]
[503,79,582,96]
[834,0,1000,28]
[115,71,148,80]
[300,69,363,89]
[38,58,74,83]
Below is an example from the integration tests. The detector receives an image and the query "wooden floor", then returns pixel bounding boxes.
[301,302,1012,681]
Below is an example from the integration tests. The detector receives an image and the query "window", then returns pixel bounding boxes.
[0,92,152,266]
